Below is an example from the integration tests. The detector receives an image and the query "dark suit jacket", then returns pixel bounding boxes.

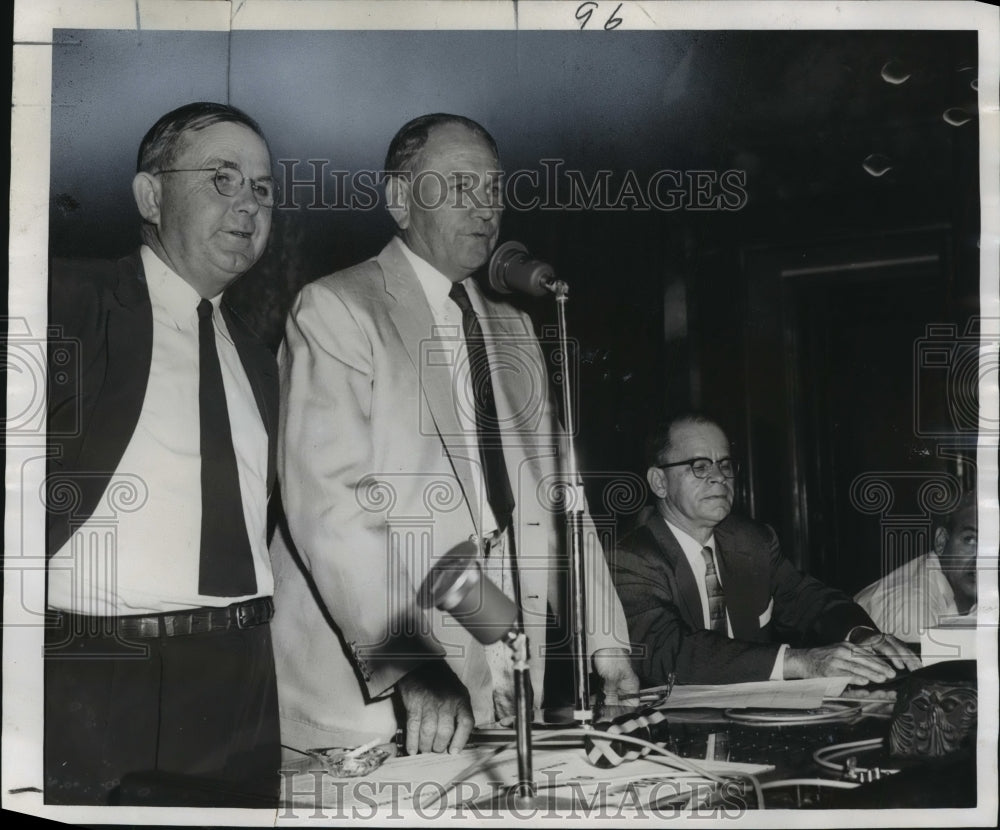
[610,510,875,685]
[46,252,278,558]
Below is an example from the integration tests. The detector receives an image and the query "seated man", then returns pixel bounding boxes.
[855,492,977,643]
[611,412,920,687]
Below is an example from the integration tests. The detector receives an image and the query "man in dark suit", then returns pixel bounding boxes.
[45,102,280,806]
[611,413,920,686]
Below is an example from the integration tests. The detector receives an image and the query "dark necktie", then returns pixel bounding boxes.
[701,545,727,633]
[448,282,515,531]
[197,299,257,596]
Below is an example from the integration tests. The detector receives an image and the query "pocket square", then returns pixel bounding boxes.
[758,597,774,627]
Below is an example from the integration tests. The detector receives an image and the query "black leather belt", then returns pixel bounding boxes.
[50,597,274,638]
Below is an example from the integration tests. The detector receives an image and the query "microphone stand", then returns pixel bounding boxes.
[419,542,536,807]
[509,630,535,807]
[549,279,592,725]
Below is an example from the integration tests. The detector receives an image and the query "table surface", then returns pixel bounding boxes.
[279,687,977,815]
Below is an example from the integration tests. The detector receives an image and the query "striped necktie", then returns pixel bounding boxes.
[701,545,727,633]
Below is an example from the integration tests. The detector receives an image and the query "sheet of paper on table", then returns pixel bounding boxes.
[644,677,851,710]
[278,746,772,816]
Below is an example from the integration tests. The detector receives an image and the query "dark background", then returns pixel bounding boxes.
[48,28,983,594]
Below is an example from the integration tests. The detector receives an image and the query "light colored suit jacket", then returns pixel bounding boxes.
[270,238,629,748]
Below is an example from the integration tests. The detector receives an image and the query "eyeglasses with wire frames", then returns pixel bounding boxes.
[658,457,739,479]
[153,166,277,207]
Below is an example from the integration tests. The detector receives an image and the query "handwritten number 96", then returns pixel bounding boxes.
[576,1,623,30]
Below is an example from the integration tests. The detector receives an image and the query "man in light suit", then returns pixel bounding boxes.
[270,113,637,756]
[611,413,920,686]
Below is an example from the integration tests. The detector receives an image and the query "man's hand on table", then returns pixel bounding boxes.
[784,629,920,685]
[396,661,474,755]
[593,647,640,710]
[848,629,922,673]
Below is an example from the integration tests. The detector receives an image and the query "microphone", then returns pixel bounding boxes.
[488,241,556,297]
[417,540,518,645]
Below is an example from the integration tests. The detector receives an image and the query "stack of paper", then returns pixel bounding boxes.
[643,677,850,710]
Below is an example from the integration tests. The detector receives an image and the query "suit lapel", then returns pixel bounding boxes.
[71,254,153,524]
[713,526,758,638]
[376,239,482,534]
[647,515,705,628]
[464,281,556,623]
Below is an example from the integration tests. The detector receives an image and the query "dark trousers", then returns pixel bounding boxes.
[44,615,280,807]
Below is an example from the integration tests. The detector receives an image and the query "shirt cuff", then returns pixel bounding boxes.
[769,643,789,680]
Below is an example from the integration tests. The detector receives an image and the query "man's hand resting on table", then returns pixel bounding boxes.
[395,661,474,755]
[784,630,921,685]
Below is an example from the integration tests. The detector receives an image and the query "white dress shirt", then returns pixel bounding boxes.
[662,517,786,680]
[47,246,271,615]
[855,552,972,643]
